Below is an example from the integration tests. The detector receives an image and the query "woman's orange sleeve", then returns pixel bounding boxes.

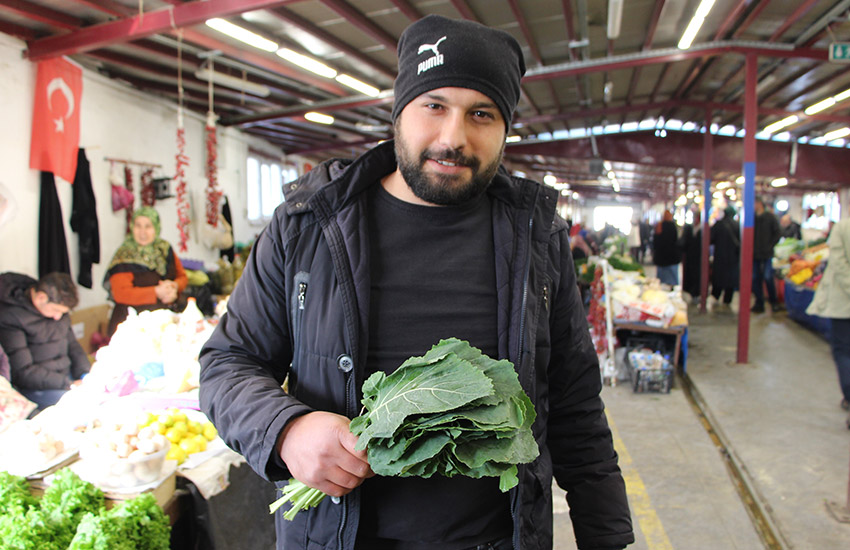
[109,272,158,306]
[173,255,188,291]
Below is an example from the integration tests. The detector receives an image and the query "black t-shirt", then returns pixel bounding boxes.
[356,184,511,550]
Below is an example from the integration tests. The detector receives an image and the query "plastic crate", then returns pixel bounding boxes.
[625,340,674,393]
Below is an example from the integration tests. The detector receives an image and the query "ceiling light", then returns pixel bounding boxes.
[205,19,278,52]
[335,74,380,97]
[543,174,557,185]
[694,196,703,204]
[770,177,788,187]
[716,181,730,189]
[607,0,623,39]
[835,88,850,102]
[678,0,716,49]
[804,97,836,115]
[735,176,745,184]
[277,48,337,78]
[304,112,334,124]
[572,192,579,199]
[194,68,271,97]
[561,189,570,196]
[612,180,620,193]
[505,135,522,143]
[824,127,850,141]
[763,115,798,134]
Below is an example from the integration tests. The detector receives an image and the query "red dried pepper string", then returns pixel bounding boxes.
[140,168,155,207]
[205,122,222,227]
[175,126,190,252]
[124,165,134,234]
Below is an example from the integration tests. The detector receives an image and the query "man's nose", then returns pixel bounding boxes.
[437,112,468,150]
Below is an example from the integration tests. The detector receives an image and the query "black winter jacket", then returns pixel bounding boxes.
[199,141,634,550]
[0,273,89,390]
[753,211,781,261]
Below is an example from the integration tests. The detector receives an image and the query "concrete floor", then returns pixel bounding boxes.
[552,299,850,550]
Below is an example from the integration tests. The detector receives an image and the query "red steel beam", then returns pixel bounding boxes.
[769,0,819,41]
[318,0,398,54]
[0,20,37,40]
[25,0,296,60]
[387,0,422,21]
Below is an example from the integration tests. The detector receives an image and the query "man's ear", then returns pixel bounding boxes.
[31,289,49,307]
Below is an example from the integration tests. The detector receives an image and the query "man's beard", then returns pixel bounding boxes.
[394,131,504,206]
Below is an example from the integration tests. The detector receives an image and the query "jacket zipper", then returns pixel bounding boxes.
[512,214,534,550]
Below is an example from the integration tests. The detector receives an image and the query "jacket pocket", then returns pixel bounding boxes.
[291,271,310,373]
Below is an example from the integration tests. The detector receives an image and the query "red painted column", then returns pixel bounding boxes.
[700,112,712,314]
[737,53,757,364]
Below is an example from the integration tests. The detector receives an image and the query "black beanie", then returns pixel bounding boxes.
[391,15,526,130]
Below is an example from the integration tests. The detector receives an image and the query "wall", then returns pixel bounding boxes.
[0,33,292,309]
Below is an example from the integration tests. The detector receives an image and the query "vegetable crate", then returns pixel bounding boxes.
[625,336,674,394]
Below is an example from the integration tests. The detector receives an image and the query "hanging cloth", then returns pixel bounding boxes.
[70,148,100,288]
[38,171,71,278]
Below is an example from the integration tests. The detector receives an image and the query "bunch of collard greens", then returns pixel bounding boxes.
[271,338,539,520]
[0,469,170,550]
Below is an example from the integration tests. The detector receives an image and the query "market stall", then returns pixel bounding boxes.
[774,238,831,338]
[0,296,275,549]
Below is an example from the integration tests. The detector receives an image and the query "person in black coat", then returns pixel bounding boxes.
[653,210,681,286]
[752,197,782,313]
[0,272,89,411]
[710,206,740,308]
[679,210,702,302]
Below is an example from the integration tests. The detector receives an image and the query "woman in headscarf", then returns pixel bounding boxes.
[104,207,188,335]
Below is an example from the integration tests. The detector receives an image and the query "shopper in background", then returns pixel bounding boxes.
[752,197,783,313]
[103,206,188,336]
[679,210,702,303]
[0,272,89,410]
[653,210,681,286]
[639,216,653,264]
[780,213,802,240]
[806,216,850,426]
[199,14,633,550]
[710,205,740,309]
[628,215,643,264]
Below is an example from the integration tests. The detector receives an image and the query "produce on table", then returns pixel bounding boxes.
[270,338,539,520]
[0,469,170,550]
[129,408,217,465]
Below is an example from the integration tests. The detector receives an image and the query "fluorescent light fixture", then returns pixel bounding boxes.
[607,0,624,39]
[607,171,616,180]
[505,135,522,143]
[675,195,687,206]
[804,97,835,115]
[716,181,730,189]
[712,190,723,199]
[824,127,850,141]
[770,177,789,187]
[277,48,337,78]
[205,19,278,52]
[543,174,557,185]
[335,74,380,97]
[572,192,579,199]
[835,88,850,102]
[612,180,620,193]
[763,115,798,134]
[561,189,570,196]
[678,0,715,49]
[735,176,745,185]
[694,195,703,204]
[304,112,334,124]
[195,68,271,97]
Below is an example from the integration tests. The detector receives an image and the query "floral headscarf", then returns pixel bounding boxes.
[106,207,172,277]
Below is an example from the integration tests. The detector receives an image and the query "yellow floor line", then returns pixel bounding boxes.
[608,414,674,550]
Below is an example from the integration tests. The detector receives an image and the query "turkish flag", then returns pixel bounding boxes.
[29,58,82,183]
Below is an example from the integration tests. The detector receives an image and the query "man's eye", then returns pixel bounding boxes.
[472,110,496,120]
[425,103,444,111]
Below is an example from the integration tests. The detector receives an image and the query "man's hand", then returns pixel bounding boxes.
[277,411,373,497]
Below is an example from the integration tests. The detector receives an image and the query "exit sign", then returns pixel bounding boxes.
[830,43,850,62]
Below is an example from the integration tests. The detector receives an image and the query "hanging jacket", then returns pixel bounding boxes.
[70,148,100,289]
[199,141,634,550]
[38,172,71,278]
[0,273,89,390]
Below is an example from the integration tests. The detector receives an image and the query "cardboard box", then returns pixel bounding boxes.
[70,304,111,355]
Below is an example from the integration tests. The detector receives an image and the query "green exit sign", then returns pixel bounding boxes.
[830,43,850,62]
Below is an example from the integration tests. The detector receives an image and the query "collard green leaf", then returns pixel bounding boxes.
[352,352,494,450]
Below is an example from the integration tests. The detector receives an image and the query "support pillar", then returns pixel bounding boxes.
[700,113,713,314]
[737,53,757,364]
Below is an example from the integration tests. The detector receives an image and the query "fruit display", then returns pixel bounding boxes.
[135,408,218,465]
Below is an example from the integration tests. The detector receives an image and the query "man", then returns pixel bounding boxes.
[200,15,633,550]
[752,197,783,313]
[0,272,89,409]
[779,213,802,240]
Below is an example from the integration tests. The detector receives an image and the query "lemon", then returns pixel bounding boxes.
[202,422,218,441]
[187,420,202,435]
[172,420,188,437]
[167,445,187,464]
[192,434,208,452]
[179,438,200,455]
[165,428,183,444]
[158,413,175,428]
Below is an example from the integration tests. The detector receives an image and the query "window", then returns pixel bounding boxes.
[246,155,298,223]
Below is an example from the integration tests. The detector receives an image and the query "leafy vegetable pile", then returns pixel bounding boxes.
[271,338,539,520]
[0,469,170,550]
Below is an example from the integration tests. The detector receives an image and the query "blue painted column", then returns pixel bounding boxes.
[737,53,757,364]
